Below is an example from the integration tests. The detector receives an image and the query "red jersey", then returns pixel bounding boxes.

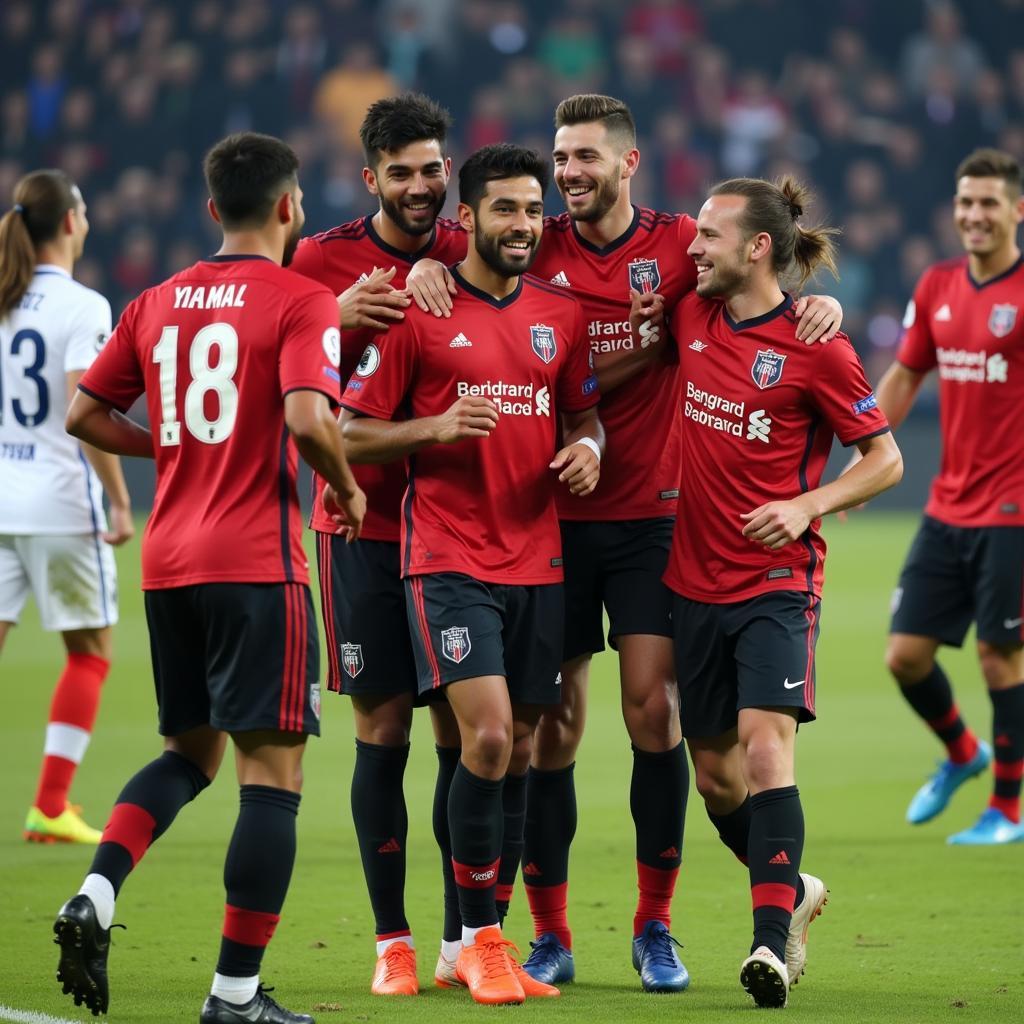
[290,215,468,541]
[897,255,1024,527]
[530,206,698,521]
[341,269,598,584]
[664,293,889,603]
[78,255,341,589]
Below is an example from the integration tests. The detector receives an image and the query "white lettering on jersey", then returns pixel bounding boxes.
[173,284,248,309]
[935,347,1008,384]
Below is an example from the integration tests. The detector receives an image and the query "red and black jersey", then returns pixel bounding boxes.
[898,255,1024,527]
[290,215,468,540]
[530,206,698,521]
[78,256,341,589]
[341,269,598,584]
[664,292,889,603]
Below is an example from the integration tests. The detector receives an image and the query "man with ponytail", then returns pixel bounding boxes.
[0,170,132,845]
[651,176,903,1007]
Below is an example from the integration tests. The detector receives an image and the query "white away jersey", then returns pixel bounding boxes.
[0,265,112,533]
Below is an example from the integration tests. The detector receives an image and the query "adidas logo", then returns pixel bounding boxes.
[550,271,571,287]
[522,862,542,877]
[449,332,472,348]
[378,837,401,854]
[995,733,1013,748]
[935,304,952,321]
[659,846,680,859]
[689,339,707,352]
[768,850,790,865]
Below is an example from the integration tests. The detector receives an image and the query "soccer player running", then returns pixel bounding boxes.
[53,132,365,1024]
[289,93,469,995]
[0,171,133,845]
[659,176,902,1007]
[408,94,844,992]
[863,148,1024,845]
[340,143,602,1006]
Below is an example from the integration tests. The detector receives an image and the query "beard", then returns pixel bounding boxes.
[560,173,620,223]
[282,215,303,266]
[380,189,446,237]
[474,224,539,277]
[695,247,750,299]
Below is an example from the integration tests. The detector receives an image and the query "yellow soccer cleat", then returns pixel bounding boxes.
[25,804,102,844]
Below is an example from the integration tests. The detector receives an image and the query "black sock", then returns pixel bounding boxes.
[351,739,410,937]
[448,762,503,929]
[496,771,527,924]
[989,682,1024,822]
[433,745,462,941]
[522,763,576,887]
[631,742,688,870]
[217,785,300,978]
[707,795,751,865]
[898,664,978,763]
[748,786,804,963]
[90,751,210,894]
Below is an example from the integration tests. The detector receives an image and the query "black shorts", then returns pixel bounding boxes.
[315,534,419,698]
[145,582,321,737]
[890,516,1024,649]
[561,518,674,661]
[672,590,820,739]
[404,572,563,705]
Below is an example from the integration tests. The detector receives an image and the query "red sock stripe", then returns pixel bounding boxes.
[993,759,1024,782]
[927,705,962,732]
[525,882,572,948]
[947,731,979,765]
[988,794,1021,823]
[318,536,341,693]
[223,904,281,948]
[376,929,412,942]
[495,883,514,904]
[453,857,500,889]
[101,803,157,867]
[803,598,817,715]
[410,577,443,689]
[634,861,679,934]
[35,757,76,817]
[49,654,110,729]
[751,882,797,913]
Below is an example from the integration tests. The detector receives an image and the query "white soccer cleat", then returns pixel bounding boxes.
[740,945,789,1009]
[785,872,828,985]
[434,944,465,989]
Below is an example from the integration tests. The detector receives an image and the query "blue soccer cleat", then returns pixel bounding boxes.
[906,741,991,824]
[631,920,690,993]
[947,807,1024,845]
[521,932,575,985]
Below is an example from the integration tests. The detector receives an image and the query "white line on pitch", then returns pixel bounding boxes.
[0,1005,84,1024]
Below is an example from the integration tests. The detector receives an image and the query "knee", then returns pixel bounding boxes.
[978,644,1019,689]
[361,722,411,747]
[533,702,584,765]
[623,682,679,748]
[508,729,535,776]
[465,722,512,775]
[743,732,789,792]
[885,640,932,684]
[693,758,737,806]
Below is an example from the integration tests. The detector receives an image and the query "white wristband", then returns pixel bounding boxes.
[574,436,602,462]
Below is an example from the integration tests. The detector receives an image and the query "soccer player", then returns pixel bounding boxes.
[53,132,366,1024]
[868,148,1024,845]
[289,93,469,994]
[340,143,601,1006]
[662,176,902,1007]
[408,93,842,991]
[0,169,133,845]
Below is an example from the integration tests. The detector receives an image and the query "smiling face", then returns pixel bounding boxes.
[687,194,758,299]
[461,175,544,278]
[954,175,1023,261]
[365,138,450,237]
[552,121,634,223]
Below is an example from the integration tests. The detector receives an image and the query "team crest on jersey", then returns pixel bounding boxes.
[341,642,364,678]
[988,304,1018,338]
[751,349,786,390]
[310,682,321,720]
[441,626,471,664]
[628,258,661,293]
[530,324,557,364]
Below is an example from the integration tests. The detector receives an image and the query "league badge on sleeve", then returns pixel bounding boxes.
[751,349,786,390]
[988,304,1018,339]
[441,626,472,664]
[530,324,557,364]
[628,258,661,294]
[341,642,364,678]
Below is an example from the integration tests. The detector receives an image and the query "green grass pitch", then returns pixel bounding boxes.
[1,513,1021,1022]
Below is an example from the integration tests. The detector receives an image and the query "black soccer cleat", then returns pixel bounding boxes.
[53,894,111,1016]
[200,987,315,1023]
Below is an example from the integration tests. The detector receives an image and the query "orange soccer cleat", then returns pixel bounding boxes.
[454,928,525,1005]
[508,950,560,998]
[371,941,419,996]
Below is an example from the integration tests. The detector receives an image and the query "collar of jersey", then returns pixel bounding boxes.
[203,253,275,263]
[966,252,1024,290]
[363,214,437,264]
[569,204,641,256]
[723,293,794,333]
[450,264,523,308]
[34,263,70,278]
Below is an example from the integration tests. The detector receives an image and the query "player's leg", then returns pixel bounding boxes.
[888,518,989,823]
[689,730,749,864]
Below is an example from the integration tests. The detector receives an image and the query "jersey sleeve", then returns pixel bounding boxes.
[278,287,343,400]
[340,322,417,421]
[64,289,113,372]
[808,335,890,446]
[557,301,600,411]
[895,271,937,373]
[288,236,327,284]
[77,299,144,411]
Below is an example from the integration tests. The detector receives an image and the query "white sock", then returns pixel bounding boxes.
[376,934,414,956]
[210,972,259,1005]
[78,874,115,931]
[440,938,462,961]
[462,923,499,947]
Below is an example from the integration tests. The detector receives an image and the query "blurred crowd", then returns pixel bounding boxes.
[3,0,1024,378]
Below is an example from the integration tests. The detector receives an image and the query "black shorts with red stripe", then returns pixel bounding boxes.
[404,572,563,704]
[145,582,321,737]
[671,590,820,739]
